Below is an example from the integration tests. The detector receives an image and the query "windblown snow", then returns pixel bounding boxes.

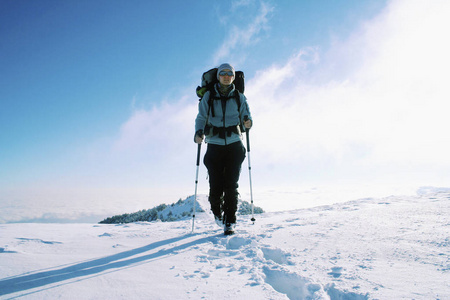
[0,188,449,299]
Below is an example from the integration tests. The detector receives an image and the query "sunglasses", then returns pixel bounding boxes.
[219,70,234,76]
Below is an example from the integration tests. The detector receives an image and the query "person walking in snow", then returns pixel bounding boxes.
[194,63,252,235]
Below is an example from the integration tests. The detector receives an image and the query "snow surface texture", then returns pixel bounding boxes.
[0,191,449,299]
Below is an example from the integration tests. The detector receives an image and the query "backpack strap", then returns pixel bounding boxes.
[234,89,244,131]
[210,89,241,113]
[234,89,241,114]
[206,87,241,120]
[207,95,216,118]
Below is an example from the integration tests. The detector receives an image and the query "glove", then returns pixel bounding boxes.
[194,130,204,144]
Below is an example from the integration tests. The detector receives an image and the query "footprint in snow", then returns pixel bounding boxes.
[263,265,326,300]
[225,236,252,250]
[261,246,293,265]
[328,266,344,278]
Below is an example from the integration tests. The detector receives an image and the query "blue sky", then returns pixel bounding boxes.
[1,0,449,222]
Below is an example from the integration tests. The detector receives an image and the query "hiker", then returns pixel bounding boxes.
[194,63,252,234]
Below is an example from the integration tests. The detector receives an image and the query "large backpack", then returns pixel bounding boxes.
[196,68,245,99]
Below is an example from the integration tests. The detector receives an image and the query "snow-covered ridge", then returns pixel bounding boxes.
[99,195,264,224]
[0,189,448,299]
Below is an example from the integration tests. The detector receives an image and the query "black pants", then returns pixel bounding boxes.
[204,141,246,224]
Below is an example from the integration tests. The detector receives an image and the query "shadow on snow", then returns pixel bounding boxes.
[0,233,218,297]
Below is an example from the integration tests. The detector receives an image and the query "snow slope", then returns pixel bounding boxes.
[0,191,449,299]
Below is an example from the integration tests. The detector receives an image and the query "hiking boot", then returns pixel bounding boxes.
[224,222,235,235]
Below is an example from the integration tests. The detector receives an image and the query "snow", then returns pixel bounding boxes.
[0,189,449,299]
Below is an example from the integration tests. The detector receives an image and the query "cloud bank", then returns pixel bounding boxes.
[246,0,450,186]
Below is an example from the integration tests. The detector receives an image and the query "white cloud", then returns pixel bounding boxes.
[230,0,253,12]
[214,1,273,65]
[247,0,450,184]
[113,97,196,156]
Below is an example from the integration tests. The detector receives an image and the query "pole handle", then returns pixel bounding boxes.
[244,115,250,152]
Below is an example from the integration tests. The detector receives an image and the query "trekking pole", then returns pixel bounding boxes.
[192,140,202,233]
[244,116,255,224]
